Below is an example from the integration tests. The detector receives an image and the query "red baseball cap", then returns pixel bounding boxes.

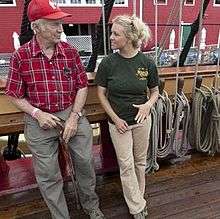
[27,0,71,22]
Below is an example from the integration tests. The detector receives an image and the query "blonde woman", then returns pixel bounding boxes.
[95,15,159,219]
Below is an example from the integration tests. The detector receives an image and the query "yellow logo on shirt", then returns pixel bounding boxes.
[136,68,148,80]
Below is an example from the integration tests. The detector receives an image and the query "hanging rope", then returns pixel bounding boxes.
[168,1,190,157]
[146,106,159,173]
[211,30,220,153]
[211,88,220,153]
[155,90,173,158]
[188,1,219,155]
[158,0,180,58]
[188,85,214,153]
[188,80,220,155]
[171,91,190,157]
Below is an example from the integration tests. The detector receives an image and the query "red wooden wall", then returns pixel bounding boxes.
[0,0,219,53]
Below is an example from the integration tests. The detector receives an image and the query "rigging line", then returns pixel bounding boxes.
[101,0,107,57]
[193,0,205,96]
[158,0,179,55]
[155,0,158,65]
[159,0,178,45]
[174,0,183,111]
[158,0,184,57]
[215,29,220,90]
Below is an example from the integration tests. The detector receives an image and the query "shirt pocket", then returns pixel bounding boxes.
[59,66,77,94]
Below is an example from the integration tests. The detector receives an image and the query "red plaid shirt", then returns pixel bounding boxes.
[5,37,88,113]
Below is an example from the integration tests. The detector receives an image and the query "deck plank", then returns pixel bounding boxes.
[0,153,220,219]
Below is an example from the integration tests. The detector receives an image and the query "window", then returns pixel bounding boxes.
[0,0,16,6]
[115,0,125,4]
[214,0,220,6]
[154,0,167,5]
[185,0,195,6]
[56,0,127,6]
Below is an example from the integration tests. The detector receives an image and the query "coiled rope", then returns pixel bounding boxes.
[210,87,220,154]
[155,90,173,158]
[188,85,215,154]
[171,92,190,157]
[146,106,159,173]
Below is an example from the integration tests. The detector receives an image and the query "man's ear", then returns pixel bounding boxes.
[32,22,41,34]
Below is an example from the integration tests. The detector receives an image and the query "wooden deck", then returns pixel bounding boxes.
[0,153,220,219]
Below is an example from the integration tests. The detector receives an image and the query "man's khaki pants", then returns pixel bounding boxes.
[24,107,99,219]
[109,117,151,215]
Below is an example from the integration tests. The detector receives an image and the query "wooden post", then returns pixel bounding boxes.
[0,154,9,177]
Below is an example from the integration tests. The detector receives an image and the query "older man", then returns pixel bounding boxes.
[5,0,105,218]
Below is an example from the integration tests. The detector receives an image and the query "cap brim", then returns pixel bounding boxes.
[42,11,71,20]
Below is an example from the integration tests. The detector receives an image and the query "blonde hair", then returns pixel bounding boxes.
[112,15,151,48]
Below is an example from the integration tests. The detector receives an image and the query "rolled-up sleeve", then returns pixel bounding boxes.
[147,60,159,89]
[74,51,88,90]
[5,53,25,98]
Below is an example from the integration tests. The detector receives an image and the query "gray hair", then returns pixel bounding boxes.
[30,19,46,34]
[112,15,151,48]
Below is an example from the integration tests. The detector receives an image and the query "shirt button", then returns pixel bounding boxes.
[55,104,58,107]
[49,62,52,65]
[54,90,57,92]
[52,76,55,79]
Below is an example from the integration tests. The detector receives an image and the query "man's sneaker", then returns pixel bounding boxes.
[133,211,145,219]
[88,208,105,219]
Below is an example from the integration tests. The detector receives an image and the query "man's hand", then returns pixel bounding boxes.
[62,113,78,143]
[35,110,61,129]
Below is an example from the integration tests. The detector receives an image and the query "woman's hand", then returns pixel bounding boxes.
[113,118,129,134]
[133,102,151,124]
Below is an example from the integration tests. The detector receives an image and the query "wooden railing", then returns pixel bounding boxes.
[0,65,219,136]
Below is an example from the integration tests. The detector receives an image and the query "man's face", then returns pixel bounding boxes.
[37,19,64,44]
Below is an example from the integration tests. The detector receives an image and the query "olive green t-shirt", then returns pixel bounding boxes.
[95,52,159,125]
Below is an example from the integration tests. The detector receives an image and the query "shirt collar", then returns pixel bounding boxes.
[55,42,66,58]
[31,36,66,58]
[31,36,42,57]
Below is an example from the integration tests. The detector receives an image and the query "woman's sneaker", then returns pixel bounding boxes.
[143,205,148,216]
[133,205,148,219]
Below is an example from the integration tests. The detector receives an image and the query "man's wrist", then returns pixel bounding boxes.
[31,108,40,119]
[72,109,83,116]
[70,111,82,119]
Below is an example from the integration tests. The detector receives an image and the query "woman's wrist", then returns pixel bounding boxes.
[145,101,153,108]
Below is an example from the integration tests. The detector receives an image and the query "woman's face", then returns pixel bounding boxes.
[110,23,130,51]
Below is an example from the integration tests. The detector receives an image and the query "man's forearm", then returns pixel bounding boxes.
[71,87,88,113]
[8,87,88,119]
[8,96,36,116]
